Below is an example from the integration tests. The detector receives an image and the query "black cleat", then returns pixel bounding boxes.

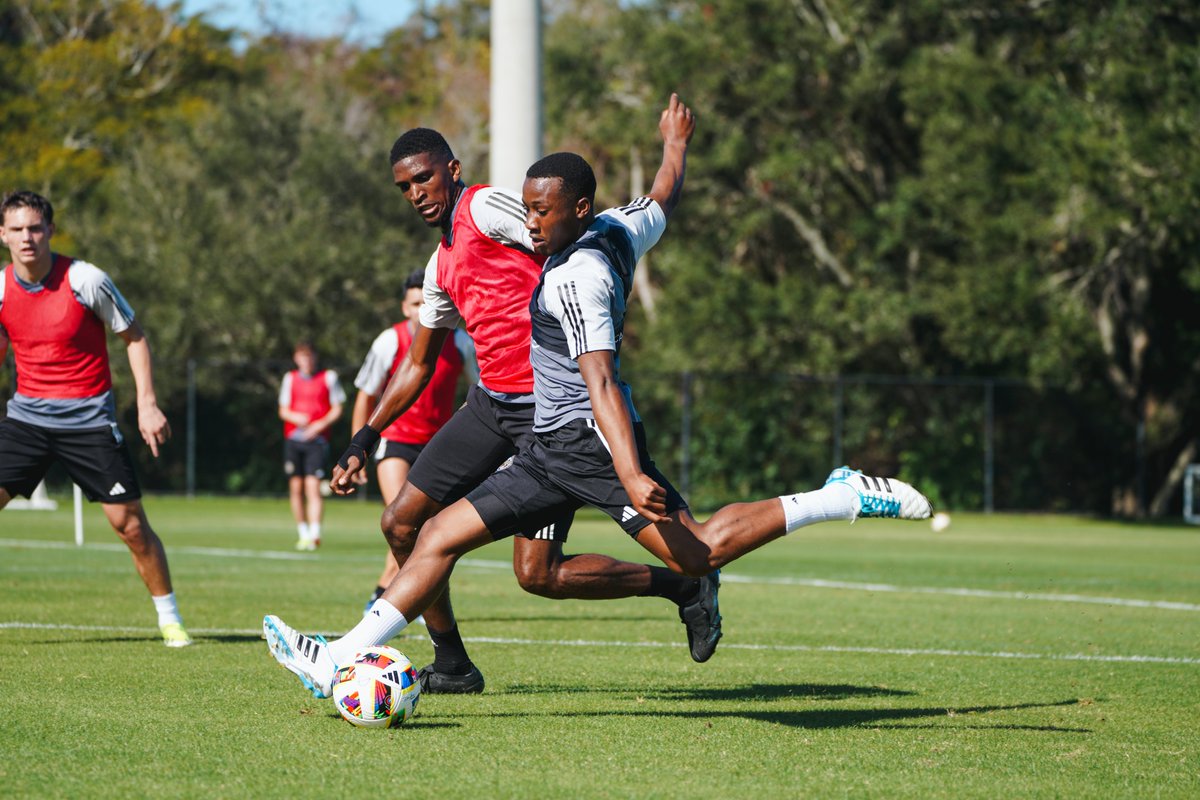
[679,569,722,662]
[416,663,486,694]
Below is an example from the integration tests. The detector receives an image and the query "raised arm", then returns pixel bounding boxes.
[117,321,171,458]
[645,93,697,218]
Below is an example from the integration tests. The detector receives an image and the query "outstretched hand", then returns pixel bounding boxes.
[659,92,696,149]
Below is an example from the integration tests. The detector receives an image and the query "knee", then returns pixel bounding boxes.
[111,509,152,548]
[513,558,561,599]
[380,506,419,553]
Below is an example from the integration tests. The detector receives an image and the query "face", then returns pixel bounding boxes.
[522,177,590,256]
[293,347,317,374]
[0,206,54,273]
[401,286,423,323]
[392,151,462,228]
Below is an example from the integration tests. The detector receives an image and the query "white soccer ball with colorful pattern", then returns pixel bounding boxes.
[331,646,420,728]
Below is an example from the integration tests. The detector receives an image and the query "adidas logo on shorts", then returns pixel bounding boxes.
[109,482,126,496]
[621,506,639,523]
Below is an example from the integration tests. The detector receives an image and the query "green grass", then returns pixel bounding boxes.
[2,496,1198,798]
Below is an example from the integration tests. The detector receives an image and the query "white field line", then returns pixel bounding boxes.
[3,536,1199,612]
[1,621,1197,665]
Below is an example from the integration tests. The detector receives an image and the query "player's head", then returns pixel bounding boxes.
[389,128,462,230]
[522,152,596,256]
[292,340,317,374]
[0,190,56,271]
[401,268,425,323]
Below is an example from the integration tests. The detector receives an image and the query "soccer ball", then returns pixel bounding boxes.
[930,511,952,533]
[331,646,420,728]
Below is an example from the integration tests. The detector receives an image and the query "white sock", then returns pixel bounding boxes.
[152,592,183,627]
[309,521,321,541]
[328,599,408,665]
[780,482,860,533]
[297,521,310,540]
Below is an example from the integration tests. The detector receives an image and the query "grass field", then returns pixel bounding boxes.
[2,495,1198,798]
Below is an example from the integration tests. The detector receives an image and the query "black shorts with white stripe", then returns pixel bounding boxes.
[466,418,687,539]
[0,417,142,503]
[406,385,573,542]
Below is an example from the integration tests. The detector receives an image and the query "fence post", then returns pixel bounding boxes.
[186,358,196,499]
[832,376,844,468]
[984,379,994,513]
[680,370,693,501]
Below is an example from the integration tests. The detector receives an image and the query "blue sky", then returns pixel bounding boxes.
[165,0,420,45]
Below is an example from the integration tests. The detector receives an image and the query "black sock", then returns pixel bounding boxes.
[428,624,473,674]
[641,566,701,607]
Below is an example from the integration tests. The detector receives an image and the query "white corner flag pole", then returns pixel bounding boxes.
[73,483,84,546]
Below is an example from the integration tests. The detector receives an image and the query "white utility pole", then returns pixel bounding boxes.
[489,0,543,192]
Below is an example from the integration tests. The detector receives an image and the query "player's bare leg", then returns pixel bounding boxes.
[370,457,411,595]
[303,474,323,547]
[512,536,722,662]
[287,474,309,549]
[378,481,481,692]
[634,470,933,576]
[0,487,12,510]
[101,499,191,646]
[512,537,653,599]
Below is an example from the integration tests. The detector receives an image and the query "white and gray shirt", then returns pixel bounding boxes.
[529,197,666,432]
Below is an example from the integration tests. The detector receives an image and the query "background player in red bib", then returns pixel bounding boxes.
[278,341,345,551]
[0,190,191,647]
[351,268,475,609]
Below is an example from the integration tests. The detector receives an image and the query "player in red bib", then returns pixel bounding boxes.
[278,341,345,551]
[0,190,191,647]
[351,269,474,608]
[263,128,721,698]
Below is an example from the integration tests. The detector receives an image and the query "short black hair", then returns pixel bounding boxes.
[526,152,596,205]
[390,128,454,166]
[403,268,425,294]
[1,190,54,225]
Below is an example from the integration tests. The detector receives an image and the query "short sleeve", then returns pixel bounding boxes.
[354,328,399,395]
[542,257,618,359]
[418,248,462,330]
[67,260,136,334]
[325,371,347,405]
[598,197,667,263]
[278,373,293,407]
[470,187,535,250]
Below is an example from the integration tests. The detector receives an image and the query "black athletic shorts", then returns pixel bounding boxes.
[283,438,329,479]
[467,418,687,540]
[373,440,424,466]
[0,417,142,503]
[407,384,573,542]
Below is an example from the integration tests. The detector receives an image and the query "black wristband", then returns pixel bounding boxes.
[337,426,382,471]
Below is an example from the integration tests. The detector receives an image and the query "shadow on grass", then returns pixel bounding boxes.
[451,694,1088,732]
[501,682,913,702]
[323,712,459,729]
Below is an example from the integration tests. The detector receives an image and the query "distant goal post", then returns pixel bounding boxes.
[1185,465,1200,525]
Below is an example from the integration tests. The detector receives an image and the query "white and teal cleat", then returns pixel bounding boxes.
[825,466,933,521]
[263,614,337,699]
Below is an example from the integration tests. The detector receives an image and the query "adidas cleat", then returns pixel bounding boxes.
[263,614,337,698]
[416,663,485,694]
[679,569,722,663]
[825,466,933,520]
[160,622,193,648]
